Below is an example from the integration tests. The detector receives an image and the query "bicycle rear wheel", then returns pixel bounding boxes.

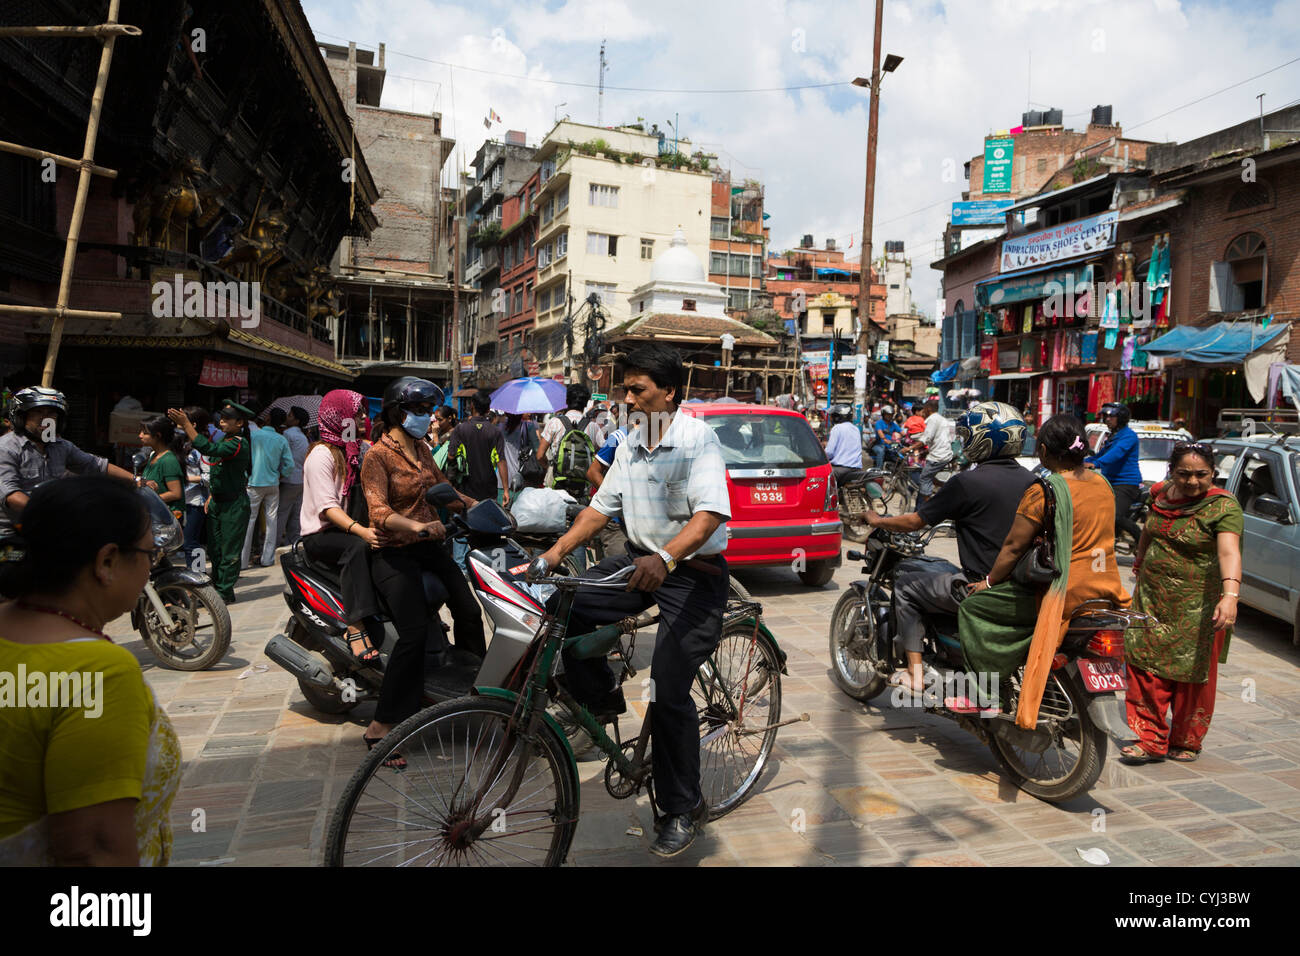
[326,696,579,867]
[695,621,783,819]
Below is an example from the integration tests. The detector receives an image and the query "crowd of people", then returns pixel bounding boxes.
[0,371,1247,865]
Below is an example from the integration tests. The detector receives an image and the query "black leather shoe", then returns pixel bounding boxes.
[589,687,627,724]
[653,797,708,832]
[649,802,707,858]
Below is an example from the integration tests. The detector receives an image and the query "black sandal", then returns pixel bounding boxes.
[364,734,406,771]
[1119,744,1164,764]
[347,626,380,663]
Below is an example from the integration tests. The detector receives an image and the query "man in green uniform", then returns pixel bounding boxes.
[168,401,252,603]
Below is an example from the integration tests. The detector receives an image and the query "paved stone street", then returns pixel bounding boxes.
[111,538,1300,867]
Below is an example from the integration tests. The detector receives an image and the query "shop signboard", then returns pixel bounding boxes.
[952,199,1015,226]
[198,358,248,388]
[999,211,1118,273]
[802,350,830,366]
[982,138,1015,194]
[875,340,890,362]
[978,264,1093,308]
[459,353,476,372]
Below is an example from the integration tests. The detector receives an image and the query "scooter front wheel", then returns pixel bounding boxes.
[138,583,231,670]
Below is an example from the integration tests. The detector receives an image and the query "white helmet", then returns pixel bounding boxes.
[880,404,894,415]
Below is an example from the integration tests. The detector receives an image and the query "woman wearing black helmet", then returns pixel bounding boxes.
[359,377,483,766]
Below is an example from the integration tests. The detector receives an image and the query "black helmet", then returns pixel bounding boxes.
[828,403,853,423]
[11,386,68,437]
[1099,402,1130,429]
[381,376,444,412]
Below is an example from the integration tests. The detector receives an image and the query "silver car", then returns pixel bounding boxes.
[1207,435,1300,646]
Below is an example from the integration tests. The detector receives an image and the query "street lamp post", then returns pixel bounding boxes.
[853,0,902,422]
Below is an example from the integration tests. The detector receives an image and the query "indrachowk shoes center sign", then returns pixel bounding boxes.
[1000,210,1118,273]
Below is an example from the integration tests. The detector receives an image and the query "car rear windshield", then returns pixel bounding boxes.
[705,413,828,469]
[1139,437,1178,461]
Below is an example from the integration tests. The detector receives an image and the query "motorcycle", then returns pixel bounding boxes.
[836,467,888,543]
[827,526,1150,802]
[129,483,232,670]
[1112,482,1151,557]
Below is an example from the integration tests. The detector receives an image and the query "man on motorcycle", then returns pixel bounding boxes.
[822,403,863,483]
[1085,401,1142,545]
[0,387,134,542]
[871,405,904,469]
[915,399,956,503]
[534,343,731,859]
[865,402,1035,693]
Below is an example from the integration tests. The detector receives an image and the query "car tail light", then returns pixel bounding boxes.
[1085,629,1125,657]
[825,471,838,512]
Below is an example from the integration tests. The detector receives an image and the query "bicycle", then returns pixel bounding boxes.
[325,563,799,866]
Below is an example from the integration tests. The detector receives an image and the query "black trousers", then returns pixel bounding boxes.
[560,547,729,816]
[301,528,380,624]
[370,540,485,725]
[1112,483,1142,543]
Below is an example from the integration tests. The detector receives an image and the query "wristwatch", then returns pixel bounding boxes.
[655,548,677,573]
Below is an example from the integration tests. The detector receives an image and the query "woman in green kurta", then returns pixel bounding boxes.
[1122,442,1243,763]
[137,415,186,522]
[167,402,252,604]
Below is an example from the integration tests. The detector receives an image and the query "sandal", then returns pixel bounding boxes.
[364,734,406,771]
[1168,747,1200,762]
[1119,743,1164,764]
[347,626,379,663]
[944,696,1000,716]
[888,669,925,693]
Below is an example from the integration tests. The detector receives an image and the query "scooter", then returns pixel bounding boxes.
[130,458,231,670]
[265,485,578,715]
[827,526,1151,803]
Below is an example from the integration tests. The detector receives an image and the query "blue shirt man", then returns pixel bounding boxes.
[1086,425,1141,486]
[824,420,862,469]
[871,408,904,468]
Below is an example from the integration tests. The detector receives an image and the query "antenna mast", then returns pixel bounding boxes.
[597,40,607,126]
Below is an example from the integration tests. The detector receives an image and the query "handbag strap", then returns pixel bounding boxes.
[1038,476,1057,538]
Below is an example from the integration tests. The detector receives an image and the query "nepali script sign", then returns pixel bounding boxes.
[999,210,1118,273]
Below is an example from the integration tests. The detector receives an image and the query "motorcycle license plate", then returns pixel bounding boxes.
[1078,657,1126,693]
[749,482,787,505]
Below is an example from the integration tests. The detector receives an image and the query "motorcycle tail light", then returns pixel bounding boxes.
[1085,629,1125,657]
[1051,653,1068,670]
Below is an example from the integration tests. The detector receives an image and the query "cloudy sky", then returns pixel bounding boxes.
[301,0,1300,319]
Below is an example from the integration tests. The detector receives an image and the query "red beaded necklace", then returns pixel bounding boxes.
[16,600,111,641]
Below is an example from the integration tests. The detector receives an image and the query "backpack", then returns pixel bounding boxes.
[553,412,597,489]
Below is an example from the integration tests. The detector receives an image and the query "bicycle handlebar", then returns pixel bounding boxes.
[525,557,636,590]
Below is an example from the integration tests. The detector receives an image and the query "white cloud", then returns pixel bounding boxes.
[303,0,1300,317]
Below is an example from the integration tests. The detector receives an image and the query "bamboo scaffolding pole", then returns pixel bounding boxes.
[0,140,117,178]
[0,23,139,38]
[38,0,133,386]
[0,305,122,321]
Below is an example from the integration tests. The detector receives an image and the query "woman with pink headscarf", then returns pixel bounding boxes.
[299,389,382,661]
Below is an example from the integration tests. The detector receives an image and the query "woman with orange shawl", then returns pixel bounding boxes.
[1121,442,1242,763]
[960,414,1129,724]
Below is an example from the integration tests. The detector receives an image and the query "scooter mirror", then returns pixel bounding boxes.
[425,483,461,507]
[131,448,151,475]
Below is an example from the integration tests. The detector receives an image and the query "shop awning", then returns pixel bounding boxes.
[1141,320,1286,363]
[987,371,1047,380]
[975,261,1095,308]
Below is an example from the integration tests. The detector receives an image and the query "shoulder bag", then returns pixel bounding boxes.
[1011,476,1059,586]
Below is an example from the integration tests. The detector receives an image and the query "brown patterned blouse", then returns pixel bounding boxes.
[360,431,448,533]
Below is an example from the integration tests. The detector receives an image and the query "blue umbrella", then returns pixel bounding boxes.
[489,377,567,414]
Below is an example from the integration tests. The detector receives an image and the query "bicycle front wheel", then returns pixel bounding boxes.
[326,696,579,867]
[695,621,783,819]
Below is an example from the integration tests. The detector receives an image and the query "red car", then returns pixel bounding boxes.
[679,401,842,586]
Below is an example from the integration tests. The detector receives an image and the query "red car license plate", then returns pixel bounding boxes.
[1078,657,1126,693]
[749,482,787,505]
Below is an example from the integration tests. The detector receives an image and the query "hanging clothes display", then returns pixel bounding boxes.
[1051,330,1065,372]
[1080,331,1099,365]
[982,311,996,336]
[1100,284,1120,330]
[1022,304,1033,334]
[1147,235,1171,305]
[1088,374,1116,414]
[999,308,1015,334]
[1103,328,1119,351]
[1066,332,1082,366]
[1121,333,1136,371]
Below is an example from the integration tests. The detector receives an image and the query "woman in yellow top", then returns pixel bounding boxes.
[0,474,181,865]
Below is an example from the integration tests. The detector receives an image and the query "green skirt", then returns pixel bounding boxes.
[958,579,1042,688]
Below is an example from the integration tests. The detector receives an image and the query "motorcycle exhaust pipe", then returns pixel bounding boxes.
[264,633,335,687]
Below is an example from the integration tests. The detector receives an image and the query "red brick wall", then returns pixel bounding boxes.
[938,243,999,315]
[1166,157,1300,360]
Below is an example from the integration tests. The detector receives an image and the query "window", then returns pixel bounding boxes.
[728,290,751,311]
[585,281,617,306]
[541,199,553,225]
[537,243,552,268]
[711,217,729,239]
[541,159,555,183]
[1037,157,1047,173]
[528,185,538,205]
[710,252,728,275]
[556,231,568,258]
[503,244,514,270]
[821,311,836,334]
[641,238,654,260]
[587,232,617,256]
[589,183,619,207]
[525,280,533,308]
[557,185,569,211]
[1227,182,1270,214]
[513,287,524,314]
[537,288,550,313]
[729,253,754,277]
[1210,233,1267,312]
[490,166,502,189]
[682,298,697,312]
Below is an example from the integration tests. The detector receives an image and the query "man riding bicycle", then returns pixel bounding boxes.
[864,402,1035,694]
[535,344,731,859]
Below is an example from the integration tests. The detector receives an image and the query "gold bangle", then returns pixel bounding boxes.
[1223,591,1239,597]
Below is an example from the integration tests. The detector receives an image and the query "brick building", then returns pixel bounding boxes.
[708,174,767,314]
